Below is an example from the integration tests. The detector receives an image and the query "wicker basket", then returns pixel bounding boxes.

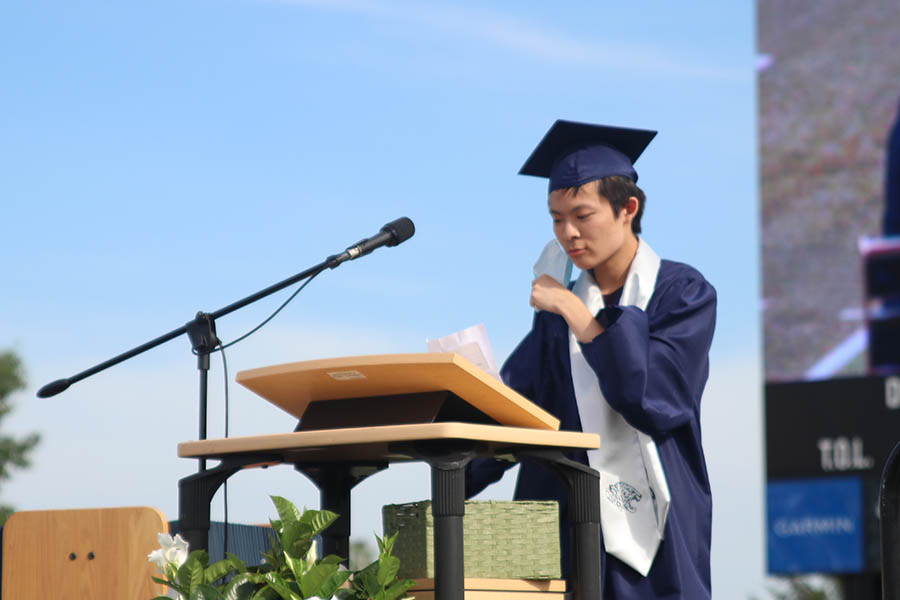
[382,500,560,579]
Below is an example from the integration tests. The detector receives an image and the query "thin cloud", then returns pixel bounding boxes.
[265,0,746,83]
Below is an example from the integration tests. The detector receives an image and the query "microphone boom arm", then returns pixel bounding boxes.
[37,258,333,399]
[37,215,414,471]
[37,216,415,399]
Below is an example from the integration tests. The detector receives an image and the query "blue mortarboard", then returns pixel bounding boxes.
[519,120,657,191]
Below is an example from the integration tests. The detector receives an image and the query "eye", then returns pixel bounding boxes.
[576,212,593,221]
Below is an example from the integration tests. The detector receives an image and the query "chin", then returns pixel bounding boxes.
[571,256,597,272]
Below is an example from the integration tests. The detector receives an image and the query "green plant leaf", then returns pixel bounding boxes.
[259,572,303,600]
[179,554,207,593]
[335,589,356,600]
[280,520,312,560]
[356,562,380,597]
[190,583,225,600]
[318,555,344,566]
[226,553,250,574]
[317,568,352,600]
[166,563,182,583]
[381,579,416,600]
[222,573,258,600]
[262,548,284,572]
[283,551,307,582]
[299,509,339,539]
[249,562,273,576]
[303,534,319,566]
[157,578,188,598]
[188,549,212,568]
[299,561,340,598]
[376,555,400,587]
[378,532,398,557]
[355,559,378,576]
[269,518,284,536]
[197,584,223,600]
[205,555,244,584]
[271,496,302,526]
[263,526,287,573]
[251,586,281,600]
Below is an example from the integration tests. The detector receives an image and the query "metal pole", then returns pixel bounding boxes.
[431,461,466,600]
[198,353,209,472]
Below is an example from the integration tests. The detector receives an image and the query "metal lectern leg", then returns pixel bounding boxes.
[433,506,464,600]
[428,454,471,600]
[296,463,387,566]
[518,449,602,600]
[177,457,274,553]
[400,441,478,600]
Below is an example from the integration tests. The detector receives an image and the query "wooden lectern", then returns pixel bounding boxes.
[176,353,602,600]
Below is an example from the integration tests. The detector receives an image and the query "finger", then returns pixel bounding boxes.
[535,274,563,289]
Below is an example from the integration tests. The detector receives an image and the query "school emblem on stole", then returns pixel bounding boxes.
[607,481,643,513]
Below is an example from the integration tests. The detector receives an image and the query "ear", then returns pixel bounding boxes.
[620,196,639,224]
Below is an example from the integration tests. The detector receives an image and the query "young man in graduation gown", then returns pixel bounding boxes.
[466,120,717,599]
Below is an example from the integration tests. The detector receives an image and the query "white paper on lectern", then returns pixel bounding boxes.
[426,323,501,381]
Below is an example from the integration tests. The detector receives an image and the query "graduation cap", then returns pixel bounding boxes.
[519,120,657,190]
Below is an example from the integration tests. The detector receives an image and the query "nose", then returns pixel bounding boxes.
[560,219,579,240]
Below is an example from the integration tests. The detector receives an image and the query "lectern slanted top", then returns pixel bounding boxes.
[235,352,560,431]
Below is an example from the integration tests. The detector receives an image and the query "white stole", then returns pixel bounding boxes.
[568,239,670,576]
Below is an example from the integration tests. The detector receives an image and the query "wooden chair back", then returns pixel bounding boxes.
[2,506,168,599]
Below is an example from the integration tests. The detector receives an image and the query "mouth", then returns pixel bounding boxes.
[567,247,587,257]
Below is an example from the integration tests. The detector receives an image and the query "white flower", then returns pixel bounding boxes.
[148,532,190,570]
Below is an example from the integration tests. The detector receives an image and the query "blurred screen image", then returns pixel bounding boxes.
[759,0,900,382]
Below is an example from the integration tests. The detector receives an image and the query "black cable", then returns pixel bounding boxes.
[221,342,229,559]
[197,266,325,560]
[222,342,229,438]
[213,267,326,353]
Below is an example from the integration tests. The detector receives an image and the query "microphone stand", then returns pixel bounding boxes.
[38,253,346,472]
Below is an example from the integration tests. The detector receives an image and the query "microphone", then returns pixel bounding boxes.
[328,217,415,268]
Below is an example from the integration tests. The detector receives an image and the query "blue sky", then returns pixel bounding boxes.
[2,0,762,595]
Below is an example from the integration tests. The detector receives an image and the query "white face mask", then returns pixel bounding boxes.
[533,239,573,287]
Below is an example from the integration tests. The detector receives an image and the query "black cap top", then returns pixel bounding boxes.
[518,119,657,190]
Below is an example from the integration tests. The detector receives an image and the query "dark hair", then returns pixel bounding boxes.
[554,176,646,234]
[595,175,646,234]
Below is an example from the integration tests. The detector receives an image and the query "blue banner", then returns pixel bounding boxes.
[767,477,864,574]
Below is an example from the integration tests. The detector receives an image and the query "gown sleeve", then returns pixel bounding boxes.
[578,272,717,437]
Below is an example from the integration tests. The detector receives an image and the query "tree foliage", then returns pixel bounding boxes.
[0,350,41,524]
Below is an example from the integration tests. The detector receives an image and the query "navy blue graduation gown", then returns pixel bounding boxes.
[467,259,716,600]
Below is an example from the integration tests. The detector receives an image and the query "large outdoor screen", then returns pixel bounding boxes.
[760,0,900,382]
[760,0,900,576]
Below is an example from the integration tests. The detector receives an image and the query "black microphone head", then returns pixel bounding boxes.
[381,217,415,246]
[37,378,71,398]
